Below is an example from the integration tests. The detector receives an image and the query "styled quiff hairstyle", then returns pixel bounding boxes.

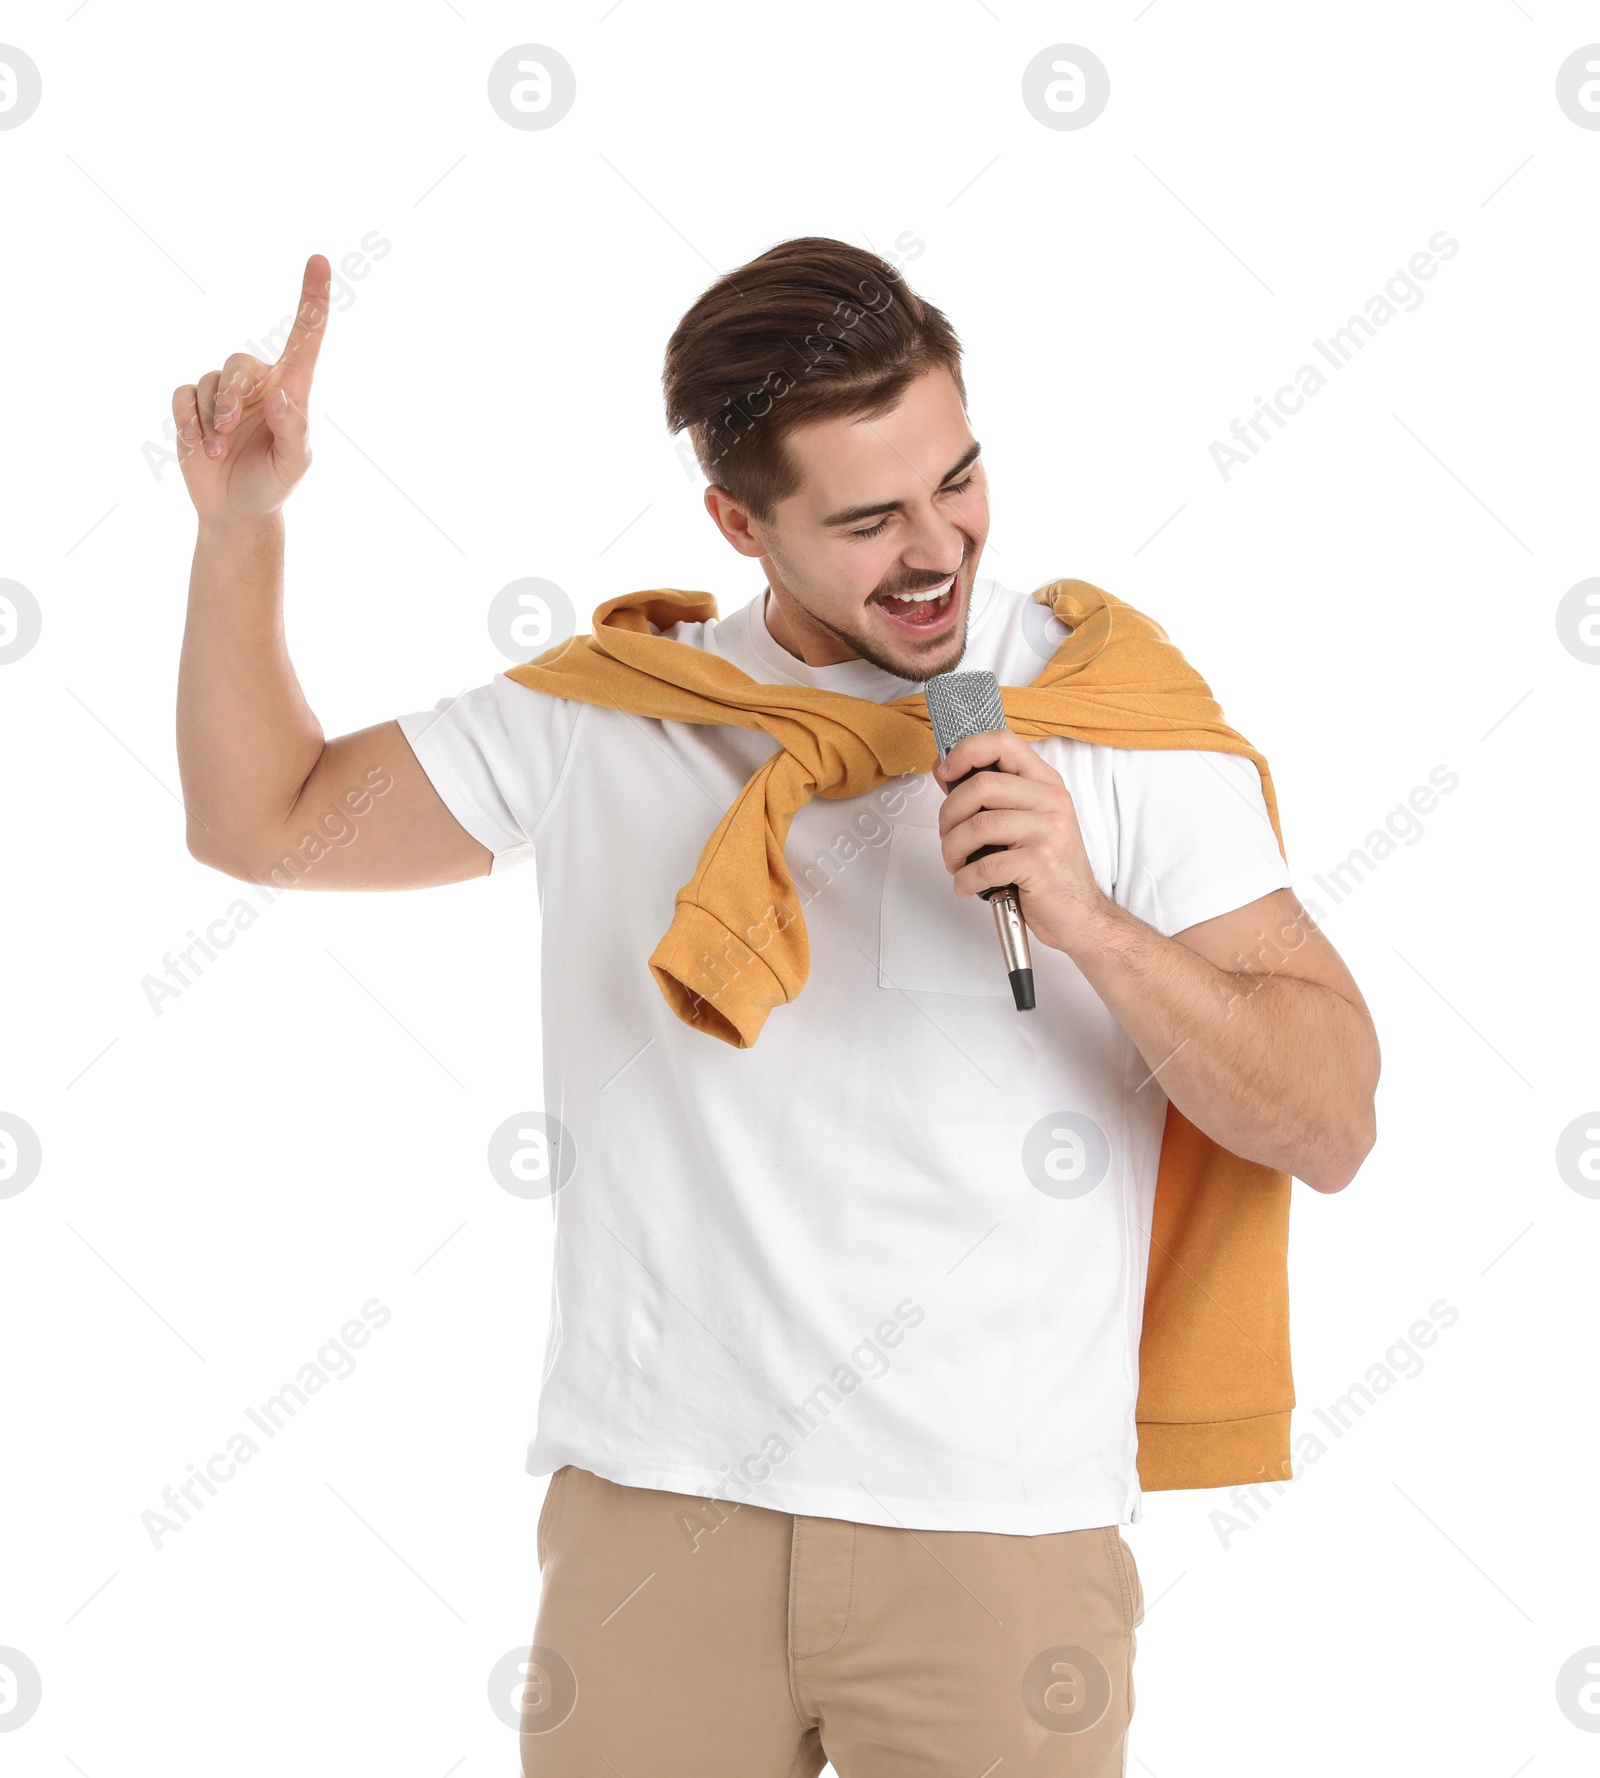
[662,236,966,526]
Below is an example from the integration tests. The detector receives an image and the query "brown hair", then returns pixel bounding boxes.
[661,236,966,526]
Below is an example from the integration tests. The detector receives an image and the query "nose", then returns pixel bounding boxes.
[898,543,966,592]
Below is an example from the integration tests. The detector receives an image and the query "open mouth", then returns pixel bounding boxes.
[871,572,959,637]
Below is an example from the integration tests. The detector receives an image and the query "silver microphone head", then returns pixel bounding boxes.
[923,668,1007,760]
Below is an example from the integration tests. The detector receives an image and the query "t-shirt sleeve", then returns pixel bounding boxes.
[1110,746,1292,937]
[395,674,582,876]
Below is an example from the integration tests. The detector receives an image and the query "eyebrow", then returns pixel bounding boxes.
[820,440,982,528]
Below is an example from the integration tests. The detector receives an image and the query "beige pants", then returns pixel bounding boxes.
[520,1464,1145,1776]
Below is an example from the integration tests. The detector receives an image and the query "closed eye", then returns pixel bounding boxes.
[852,472,979,540]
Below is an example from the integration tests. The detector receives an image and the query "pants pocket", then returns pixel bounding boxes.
[1104,1525,1143,1636]
[536,1466,570,1571]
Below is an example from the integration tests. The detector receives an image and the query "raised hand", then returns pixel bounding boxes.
[172,253,331,521]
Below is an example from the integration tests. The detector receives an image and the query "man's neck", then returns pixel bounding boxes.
[761,587,862,668]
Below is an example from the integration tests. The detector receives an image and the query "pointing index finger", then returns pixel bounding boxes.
[274,253,332,408]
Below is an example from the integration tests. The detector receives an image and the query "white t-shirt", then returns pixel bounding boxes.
[398,574,1291,1534]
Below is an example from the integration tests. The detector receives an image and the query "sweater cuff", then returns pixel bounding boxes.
[1136,1410,1294,1492]
[649,902,789,1049]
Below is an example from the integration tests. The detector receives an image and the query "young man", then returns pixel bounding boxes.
[173,238,1379,1776]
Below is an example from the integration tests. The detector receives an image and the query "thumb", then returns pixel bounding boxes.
[263,380,311,469]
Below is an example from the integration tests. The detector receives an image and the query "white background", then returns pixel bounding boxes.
[2,2,1597,1772]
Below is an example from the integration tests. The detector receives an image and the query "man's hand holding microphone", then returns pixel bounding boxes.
[927,670,1117,1002]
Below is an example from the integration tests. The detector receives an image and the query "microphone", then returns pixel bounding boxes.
[923,669,1037,1012]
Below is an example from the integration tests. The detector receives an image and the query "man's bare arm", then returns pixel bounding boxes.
[934,731,1380,1193]
[1069,889,1379,1194]
[173,255,489,890]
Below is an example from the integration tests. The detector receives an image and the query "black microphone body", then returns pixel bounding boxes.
[922,670,1037,1012]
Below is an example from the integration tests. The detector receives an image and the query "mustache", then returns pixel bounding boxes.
[873,564,964,600]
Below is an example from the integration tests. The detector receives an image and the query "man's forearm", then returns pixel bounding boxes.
[177,512,325,868]
[1063,901,1379,1192]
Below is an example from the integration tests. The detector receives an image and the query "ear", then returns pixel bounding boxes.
[703,485,766,559]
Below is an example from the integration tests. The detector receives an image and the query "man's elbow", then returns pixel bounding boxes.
[1302,1016,1381,1193]
[186,819,281,888]
[1300,1103,1377,1194]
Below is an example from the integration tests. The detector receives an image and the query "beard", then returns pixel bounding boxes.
[771,535,978,682]
[792,593,971,682]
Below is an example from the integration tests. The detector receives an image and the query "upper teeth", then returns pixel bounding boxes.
[887,578,953,603]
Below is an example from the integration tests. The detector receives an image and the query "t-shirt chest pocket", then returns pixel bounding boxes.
[878,821,1008,997]
[876,776,1116,998]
